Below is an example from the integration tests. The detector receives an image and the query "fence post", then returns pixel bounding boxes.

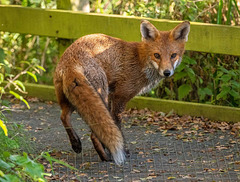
[56,0,73,58]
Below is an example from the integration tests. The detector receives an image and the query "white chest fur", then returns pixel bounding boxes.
[138,66,163,95]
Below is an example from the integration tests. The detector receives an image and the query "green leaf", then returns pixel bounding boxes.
[0,73,4,84]
[0,170,3,177]
[42,152,77,171]
[27,71,37,82]
[21,98,30,109]
[165,87,171,95]
[24,160,45,180]
[14,80,26,92]
[229,89,240,99]
[9,91,21,99]
[0,159,12,170]
[9,91,30,109]
[21,0,28,7]
[229,70,237,77]
[19,61,30,65]
[174,72,187,81]
[186,67,196,83]
[0,87,5,94]
[175,63,186,72]
[10,153,45,180]
[226,0,232,25]
[31,58,40,65]
[0,174,20,182]
[217,87,231,100]
[178,84,192,100]
[0,119,8,136]
[0,48,5,63]
[203,88,213,95]
[220,74,231,82]
[36,65,46,72]
[216,71,224,79]
[233,0,240,15]
[198,88,206,101]
[219,66,229,74]
[184,57,197,65]
[3,152,10,159]
[198,87,213,101]
[230,80,240,89]
[217,0,223,24]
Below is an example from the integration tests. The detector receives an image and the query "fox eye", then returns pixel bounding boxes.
[154,53,161,59]
[171,53,177,59]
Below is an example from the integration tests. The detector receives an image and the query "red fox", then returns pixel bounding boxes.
[54,20,190,165]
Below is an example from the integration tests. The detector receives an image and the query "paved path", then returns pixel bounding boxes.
[5,101,240,181]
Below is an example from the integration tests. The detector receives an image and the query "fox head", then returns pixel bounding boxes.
[140,20,190,78]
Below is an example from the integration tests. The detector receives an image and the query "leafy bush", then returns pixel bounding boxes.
[0,40,47,181]
[213,61,240,106]
[149,53,240,107]
[0,32,58,85]
[0,152,46,182]
[0,47,46,108]
[90,0,240,25]
[0,108,46,181]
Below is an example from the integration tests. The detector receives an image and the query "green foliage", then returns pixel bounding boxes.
[0,125,77,182]
[0,112,34,159]
[147,53,240,107]
[0,0,56,9]
[173,56,202,101]
[217,0,224,24]
[0,119,8,136]
[0,47,45,108]
[178,84,192,101]
[0,117,43,182]
[213,62,240,106]
[0,31,58,85]
[0,152,46,182]
[91,0,239,25]
[40,152,78,172]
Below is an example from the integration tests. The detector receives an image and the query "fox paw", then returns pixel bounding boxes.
[71,139,82,153]
[125,149,130,158]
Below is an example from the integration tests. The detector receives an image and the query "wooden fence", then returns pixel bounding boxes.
[0,5,240,122]
[1,5,240,56]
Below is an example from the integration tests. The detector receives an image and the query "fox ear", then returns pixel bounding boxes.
[171,21,190,42]
[140,20,159,41]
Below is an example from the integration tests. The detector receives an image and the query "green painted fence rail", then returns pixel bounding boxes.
[1,5,240,56]
[127,97,240,123]
[2,83,239,123]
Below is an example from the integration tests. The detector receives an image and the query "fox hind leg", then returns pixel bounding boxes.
[91,133,110,161]
[60,102,82,153]
[54,79,82,153]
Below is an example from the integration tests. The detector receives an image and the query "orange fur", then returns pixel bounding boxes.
[54,20,190,165]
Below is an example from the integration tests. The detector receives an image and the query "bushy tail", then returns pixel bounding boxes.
[62,70,125,165]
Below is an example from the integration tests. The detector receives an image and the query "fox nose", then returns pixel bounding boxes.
[163,70,171,77]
